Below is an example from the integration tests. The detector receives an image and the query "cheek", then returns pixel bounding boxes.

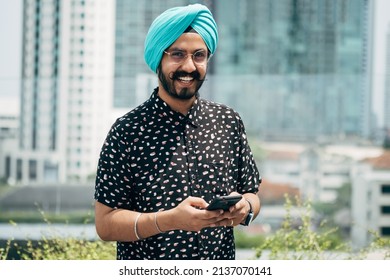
[160,60,177,74]
[198,65,208,76]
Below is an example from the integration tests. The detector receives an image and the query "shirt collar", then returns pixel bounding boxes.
[150,88,201,127]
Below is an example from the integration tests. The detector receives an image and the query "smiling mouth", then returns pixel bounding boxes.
[177,76,194,84]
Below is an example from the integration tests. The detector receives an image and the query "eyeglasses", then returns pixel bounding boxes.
[163,50,209,65]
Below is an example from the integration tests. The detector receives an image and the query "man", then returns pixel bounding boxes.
[94,4,261,260]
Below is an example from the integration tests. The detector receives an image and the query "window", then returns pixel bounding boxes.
[380,206,390,214]
[381,185,390,194]
[5,156,11,178]
[16,159,23,181]
[29,159,37,180]
[380,227,390,236]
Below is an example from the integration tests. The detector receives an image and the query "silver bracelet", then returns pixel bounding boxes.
[134,213,142,240]
[154,212,163,233]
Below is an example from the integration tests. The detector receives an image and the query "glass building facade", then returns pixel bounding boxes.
[210,0,370,141]
[10,0,114,185]
[114,0,371,142]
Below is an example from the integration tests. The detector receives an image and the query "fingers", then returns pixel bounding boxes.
[229,197,247,212]
[185,196,209,209]
[178,196,243,230]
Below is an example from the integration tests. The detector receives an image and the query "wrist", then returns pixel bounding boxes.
[240,199,254,226]
[158,209,174,232]
[154,211,163,233]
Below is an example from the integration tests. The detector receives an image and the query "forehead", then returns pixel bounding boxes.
[168,32,207,51]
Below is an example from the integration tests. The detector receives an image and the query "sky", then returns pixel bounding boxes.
[0,0,389,125]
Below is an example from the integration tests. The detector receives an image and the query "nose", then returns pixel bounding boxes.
[181,54,197,72]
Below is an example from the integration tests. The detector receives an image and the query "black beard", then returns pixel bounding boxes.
[158,67,206,100]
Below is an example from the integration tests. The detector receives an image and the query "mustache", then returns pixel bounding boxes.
[169,71,206,82]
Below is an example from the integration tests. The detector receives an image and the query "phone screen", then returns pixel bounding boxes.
[206,195,242,211]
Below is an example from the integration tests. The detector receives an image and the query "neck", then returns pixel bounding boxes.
[157,86,196,115]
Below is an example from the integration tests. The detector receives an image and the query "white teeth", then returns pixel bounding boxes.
[178,76,194,82]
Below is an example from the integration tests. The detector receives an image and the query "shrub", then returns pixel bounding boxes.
[234,229,265,249]
[16,238,116,260]
[256,195,348,260]
[0,211,116,260]
[255,195,390,260]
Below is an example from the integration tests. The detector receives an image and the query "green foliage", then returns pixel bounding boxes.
[234,229,265,249]
[0,208,115,260]
[256,195,348,260]
[15,238,116,260]
[0,239,12,260]
[354,230,390,260]
[256,195,390,260]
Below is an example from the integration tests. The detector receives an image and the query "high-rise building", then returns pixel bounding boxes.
[211,0,371,142]
[351,152,390,247]
[8,0,114,185]
[384,24,390,132]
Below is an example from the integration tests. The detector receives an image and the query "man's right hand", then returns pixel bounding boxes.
[160,196,225,232]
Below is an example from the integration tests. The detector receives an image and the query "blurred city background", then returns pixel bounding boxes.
[0,0,390,257]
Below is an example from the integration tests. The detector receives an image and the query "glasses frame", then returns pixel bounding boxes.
[163,49,211,65]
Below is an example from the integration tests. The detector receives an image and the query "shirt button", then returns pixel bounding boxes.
[190,174,196,181]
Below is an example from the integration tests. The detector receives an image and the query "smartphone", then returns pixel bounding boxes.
[206,194,242,211]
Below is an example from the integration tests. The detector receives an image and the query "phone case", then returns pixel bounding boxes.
[206,195,242,211]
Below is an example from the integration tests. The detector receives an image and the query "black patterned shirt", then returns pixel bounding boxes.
[94,88,261,260]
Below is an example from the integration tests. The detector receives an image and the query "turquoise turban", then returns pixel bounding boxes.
[144,4,218,73]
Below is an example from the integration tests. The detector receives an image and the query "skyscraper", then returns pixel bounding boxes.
[8,0,114,184]
[384,23,390,133]
[211,0,371,142]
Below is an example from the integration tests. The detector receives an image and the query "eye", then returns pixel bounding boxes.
[193,51,207,62]
[171,51,186,59]
[194,51,206,58]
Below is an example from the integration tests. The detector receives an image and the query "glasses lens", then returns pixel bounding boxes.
[170,51,186,63]
[193,51,207,63]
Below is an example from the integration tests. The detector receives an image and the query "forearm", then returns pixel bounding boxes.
[95,201,174,242]
[95,197,225,242]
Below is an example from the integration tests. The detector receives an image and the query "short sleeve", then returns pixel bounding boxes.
[235,113,262,194]
[94,121,133,209]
